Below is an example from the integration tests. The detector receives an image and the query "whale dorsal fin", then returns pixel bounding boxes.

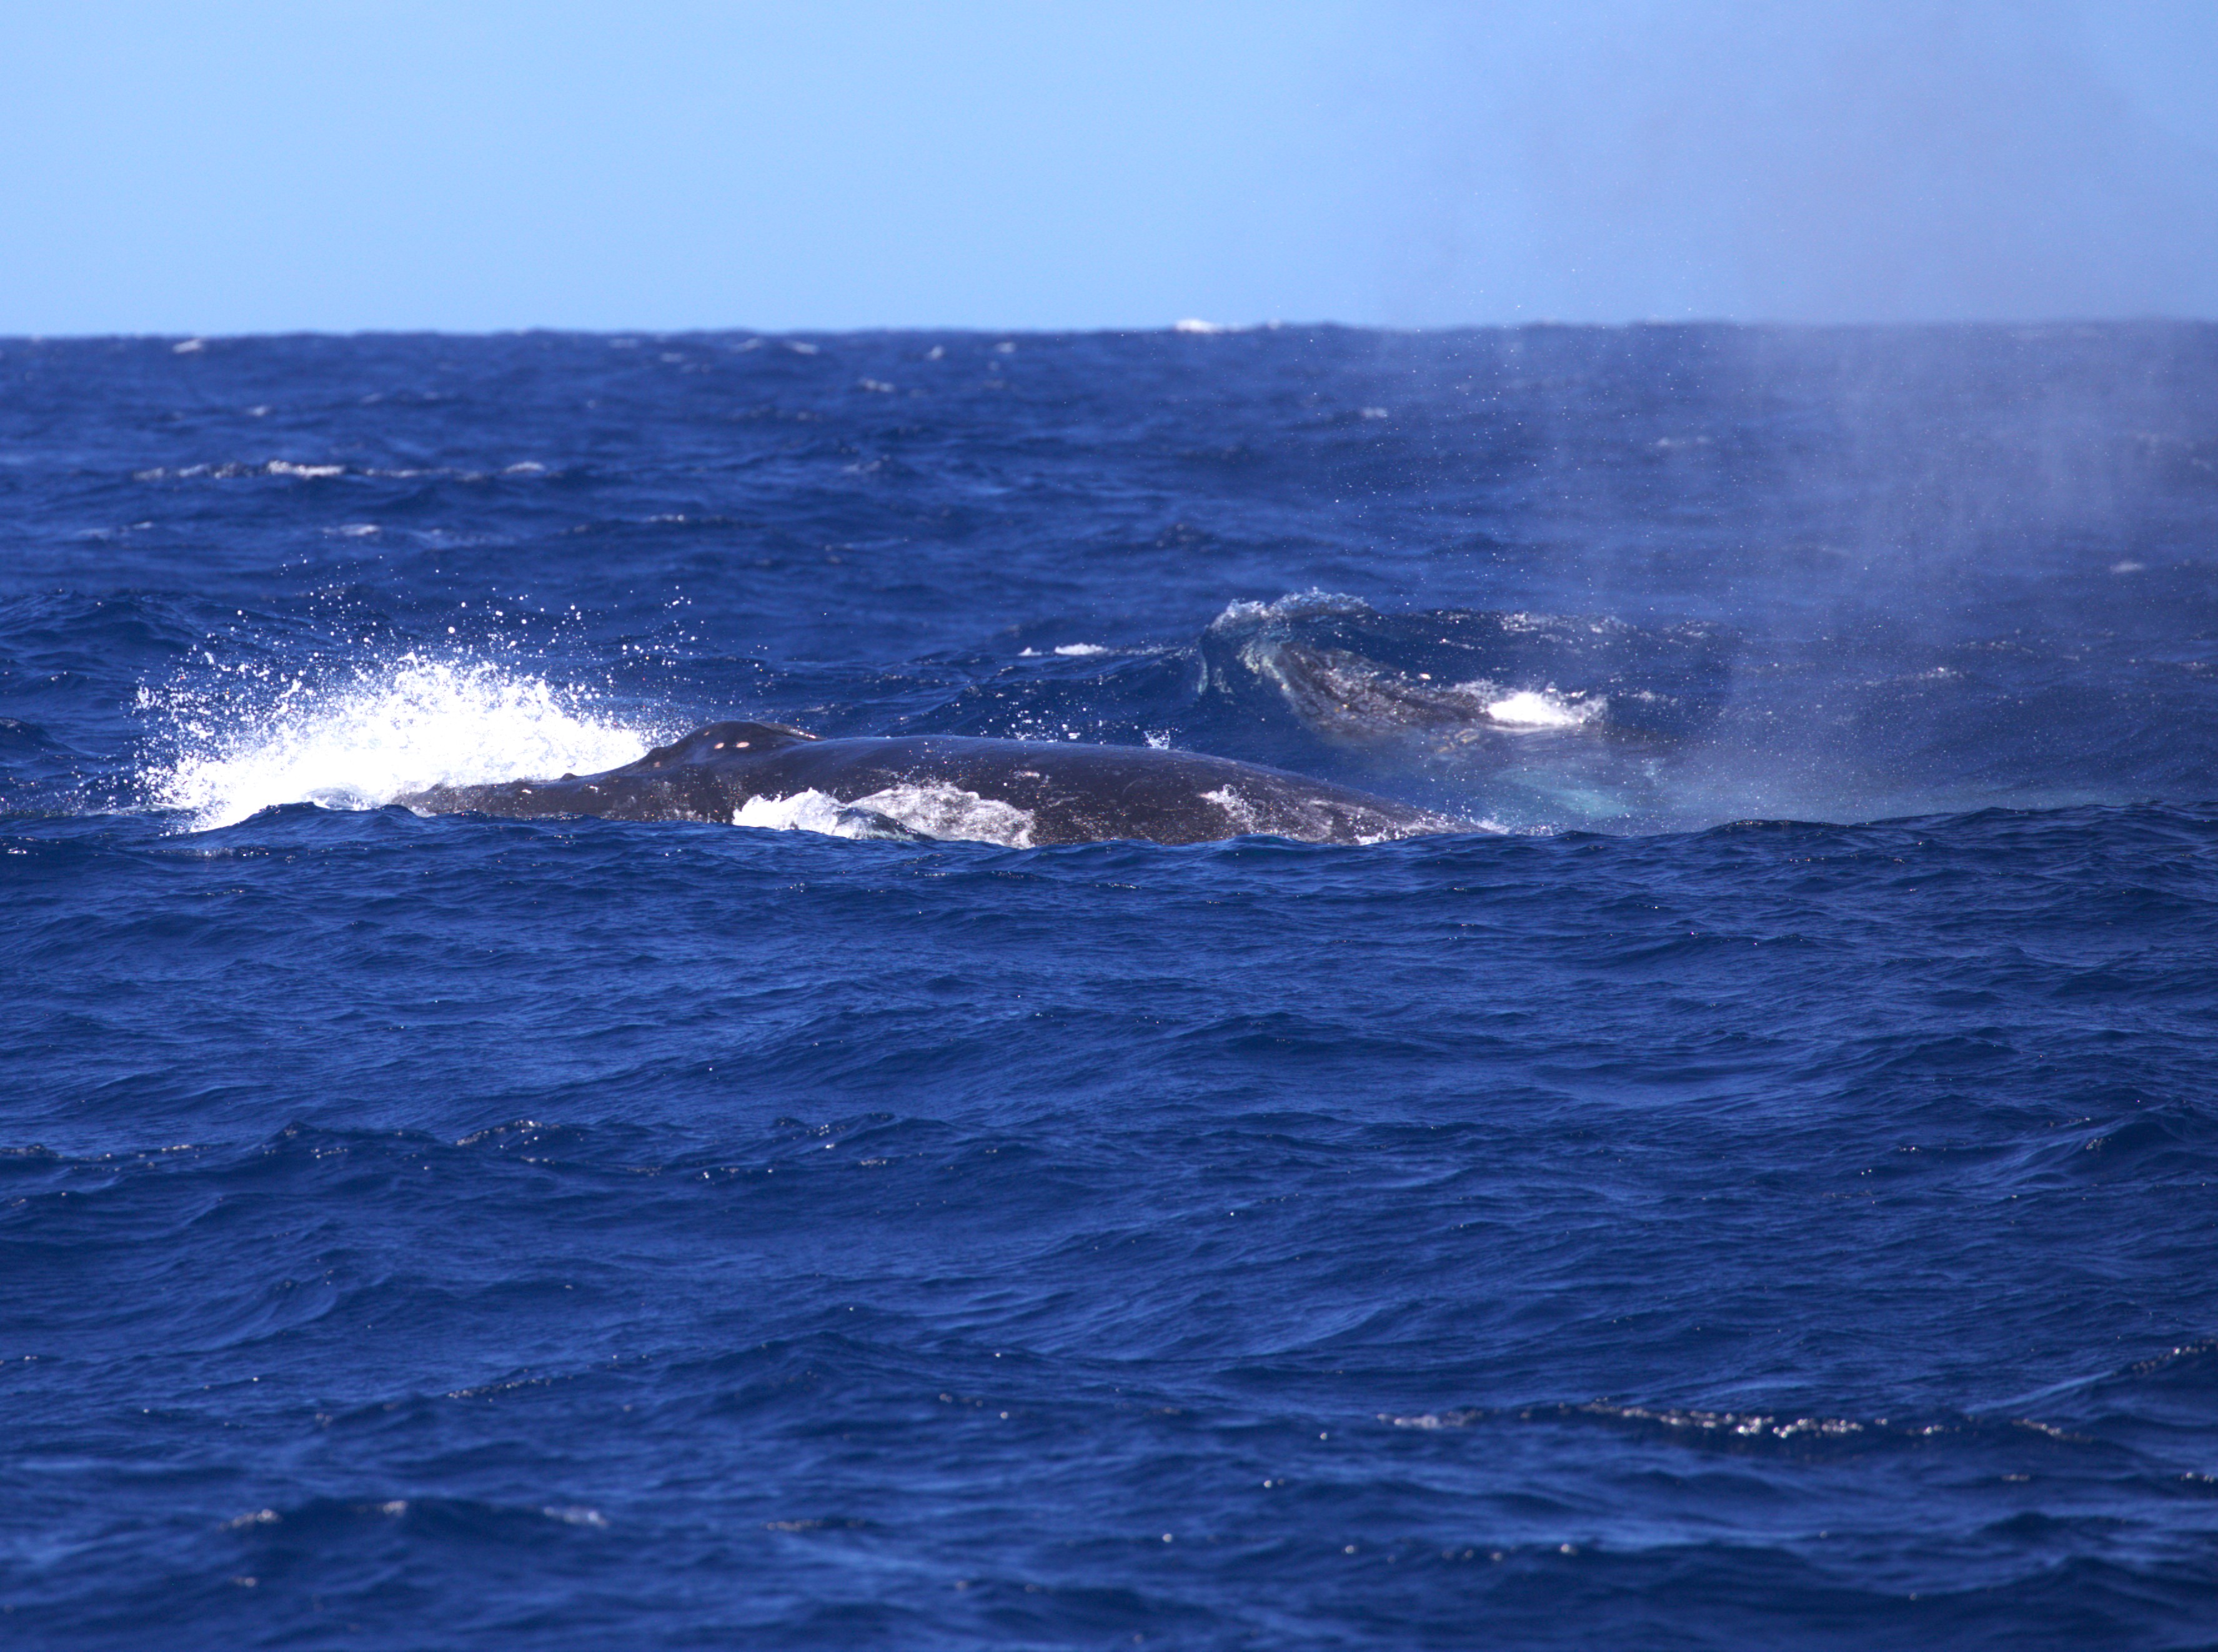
[630,720,820,770]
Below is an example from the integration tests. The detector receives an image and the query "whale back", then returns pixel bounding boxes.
[404,722,1463,843]
[623,720,818,772]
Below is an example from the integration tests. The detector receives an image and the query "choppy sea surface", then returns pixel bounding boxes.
[5,324,2217,1649]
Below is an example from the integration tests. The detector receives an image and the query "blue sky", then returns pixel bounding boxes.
[4,1,2216,334]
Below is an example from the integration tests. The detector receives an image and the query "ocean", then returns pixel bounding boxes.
[4,323,2216,1648]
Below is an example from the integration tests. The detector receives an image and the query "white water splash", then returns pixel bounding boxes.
[735,783,1037,848]
[1198,785,1261,835]
[1208,589,1371,630]
[1483,689,1604,729]
[141,653,660,832]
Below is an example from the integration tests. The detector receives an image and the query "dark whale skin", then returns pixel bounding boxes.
[399,721,1465,846]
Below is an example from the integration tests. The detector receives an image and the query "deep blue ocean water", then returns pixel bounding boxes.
[4,324,2217,1648]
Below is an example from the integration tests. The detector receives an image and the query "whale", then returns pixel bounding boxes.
[397,720,1466,847]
